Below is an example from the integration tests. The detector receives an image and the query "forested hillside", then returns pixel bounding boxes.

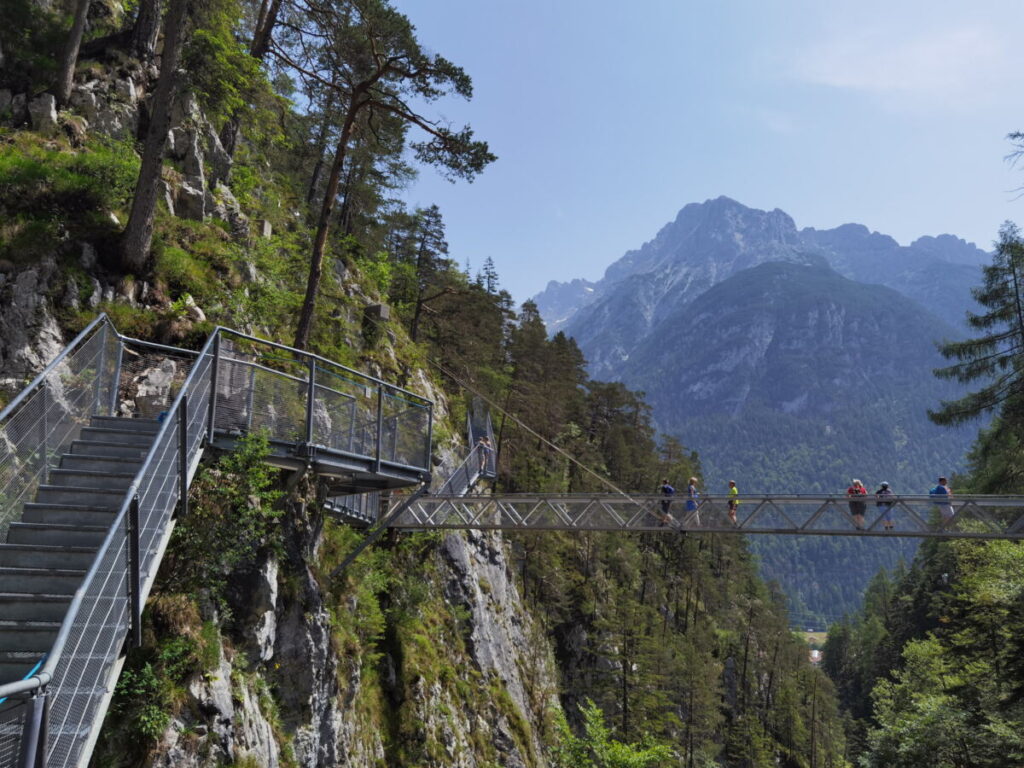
[0,0,849,765]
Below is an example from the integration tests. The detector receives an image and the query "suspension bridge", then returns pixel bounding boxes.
[1,314,1022,767]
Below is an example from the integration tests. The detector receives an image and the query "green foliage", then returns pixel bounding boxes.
[0,0,64,90]
[162,431,283,610]
[548,701,671,768]
[0,132,139,257]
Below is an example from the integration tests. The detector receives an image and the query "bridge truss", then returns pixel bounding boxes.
[387,493,1024,539]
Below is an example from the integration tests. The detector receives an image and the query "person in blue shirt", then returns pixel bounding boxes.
[875,481,895,531]
[930,476,954,525]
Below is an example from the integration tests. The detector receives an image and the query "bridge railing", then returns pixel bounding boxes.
[387,493,1024,538]
[210,329,432,473]
[0,314,119,541]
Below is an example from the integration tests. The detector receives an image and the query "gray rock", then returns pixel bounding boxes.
[257,219,272,239]
[132,357,177,416]
[114,76,136,105]
[176,182,206,221]
[10,93,27,125]
[183,293,206,323]
[167,126,188,159]
[204,123,231,185]
[0,256,65,384]
[79,243,97,270]
[28,94,59,135]
[69,90,100,123]
[161,180,175,216]
[211,183,249,238]
[92,102,137,139]
[87,277,102,308]
[0,89,12,115]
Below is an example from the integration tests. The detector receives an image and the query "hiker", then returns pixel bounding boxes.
[930,476,954,525]
[847,479,867,530]
[476,436,493,475]
[875,481,895,531]
[686,477,700,525]
[727,480,739,526]
[659,479,675,525]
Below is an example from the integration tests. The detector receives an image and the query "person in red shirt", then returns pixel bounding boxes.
[846,478,867,530]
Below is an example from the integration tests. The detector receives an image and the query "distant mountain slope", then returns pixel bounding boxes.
[621,260,974,492]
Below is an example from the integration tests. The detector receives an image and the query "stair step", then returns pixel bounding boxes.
[0,543,97,570]
[47,469,136,491]
[78,427,155,447]
[0,592,73,621]
[89,416,161,434]
[0,622,61,652]
[35,485,126,508]
[21,503,118,528]
[58,454,143,473]
[7,522,109,548]
[70,440,148,459]
[0,567,85,595]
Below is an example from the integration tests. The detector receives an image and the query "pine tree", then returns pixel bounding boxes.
[930,222,1024,425]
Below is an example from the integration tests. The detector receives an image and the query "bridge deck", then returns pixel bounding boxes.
[387,493,1024,539]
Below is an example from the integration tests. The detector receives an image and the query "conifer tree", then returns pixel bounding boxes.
[930,222,1024,425]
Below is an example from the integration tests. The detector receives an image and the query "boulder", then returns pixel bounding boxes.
[10,94,26,126]
[210,183,249,238]
[0,90,12,115]
[69,90,100,123]
[176,181,206,221]
[114,76,136,105]
[28,94,59,135]
[204,124,231,185]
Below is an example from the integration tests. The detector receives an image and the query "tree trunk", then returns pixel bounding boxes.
[131,0,164,60]
[119,0,189,273]
[293,108,358,350]
[56,0,92,106]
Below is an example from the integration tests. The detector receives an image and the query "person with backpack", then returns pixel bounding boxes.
[659,479,675,525]
[847,478,867,530]
[875,481,895,531]
[930,476,954,525]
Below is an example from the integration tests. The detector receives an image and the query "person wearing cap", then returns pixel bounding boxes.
[727,480,739,526]
[930,476,954,525]
[875,481,895,531]
[846,478,867,530]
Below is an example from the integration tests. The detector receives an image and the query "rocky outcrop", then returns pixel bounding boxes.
[0,255,65,390]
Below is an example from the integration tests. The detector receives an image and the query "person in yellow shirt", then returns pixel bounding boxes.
[727,480,739,526]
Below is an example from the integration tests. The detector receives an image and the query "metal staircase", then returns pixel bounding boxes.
[0,313,434,768]
[0,416,157,688]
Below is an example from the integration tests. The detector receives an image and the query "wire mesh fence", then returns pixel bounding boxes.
[0,700,28,767]
[0,317,116,541]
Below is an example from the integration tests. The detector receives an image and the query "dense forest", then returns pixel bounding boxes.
[0,0,853,765]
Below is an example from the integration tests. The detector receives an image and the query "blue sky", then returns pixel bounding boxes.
[392,0,1024,303]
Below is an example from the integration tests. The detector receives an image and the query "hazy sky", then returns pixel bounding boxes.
[392,0,1024,303]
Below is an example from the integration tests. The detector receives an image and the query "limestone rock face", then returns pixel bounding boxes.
[0,255,65,391]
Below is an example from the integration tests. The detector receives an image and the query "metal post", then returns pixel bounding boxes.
[93,322,108,416]
[425,403,434,474]
[207,332,221,443]
[305,358,316,445]
[17,693,48,768]
[109,334,124,416]
[245,365,256,432]
[178,395,188,519]
[40,382,48,485]
[374,385,384,473]
[127,495,142,649]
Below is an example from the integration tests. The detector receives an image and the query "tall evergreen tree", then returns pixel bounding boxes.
[930,222,1024,425]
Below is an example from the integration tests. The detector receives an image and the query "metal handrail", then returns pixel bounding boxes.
[0,314,111,423]
[218,327,431,406]
[0,332,217,703]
